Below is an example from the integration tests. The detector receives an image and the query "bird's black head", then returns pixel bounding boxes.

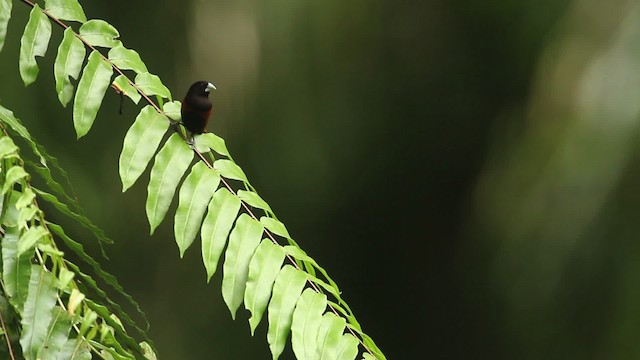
[186,81,216,98]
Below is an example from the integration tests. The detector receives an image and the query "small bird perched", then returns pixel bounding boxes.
[181,81,216,143]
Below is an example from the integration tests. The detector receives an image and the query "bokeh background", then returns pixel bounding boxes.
[2,0,640,358]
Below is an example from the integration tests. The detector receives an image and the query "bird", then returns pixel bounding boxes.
[181,81,216,143]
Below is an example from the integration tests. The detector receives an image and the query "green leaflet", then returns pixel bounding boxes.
[17,205,39,230]
[54,27,86,107]
[73,50,113,138]
[0,0,11,53]
[39,308,73,360]
[2,165,29,194]
[221,214,264,318]
[19,266,58,360]
[16,188,36,208]
[135,72,171,100]
[317,312,347,360]
[140,342,157,360]
[0,136,19,158]
[174,162,220,257]
[261,217,291,238]
[201,187,241,281]
[58,267,75,290]
[33,187,114,245]
[108,44,148,74]
[162,101,181,121]
[59,338,91,360]
[292,288,327,360]
[19,4,52,86]
[245,240,285,335]
[17,226,48,256]
[361,353,377,360]
[196,133,230,157]
[2,226,32,311]
[44,0,86,23]
[113,75,141,104]
[267,265,308,360]
[214,159,249,183]
[146,133,193,234]
[2,190,22,227]
[335,334,359,360]
[119,105,170,191]
[237,190,272,213]
[79,19,120,48]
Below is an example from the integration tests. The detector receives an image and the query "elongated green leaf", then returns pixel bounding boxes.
[222,214,264,318]
[44,0,86,23]
[201,187,241,280]
[119,105,170,191]
[19,4,51,86]
[361,353,377,360]
[39,308,73,360]
[261,217,291,238]
[20,266,58,360]
[292,288,327,360]
[73,50,113,138]
[245,240,285,335]
[17,205,39,230]
[0,0,11,53]
[175,162,220,257]
[2,165,29,194]
[79,19,120,48]
[2,226,32,311]
[214,159,249,183]
[317,312,347,360]
[146,133,193,233]
[16,187,36,208]
[54,27,86,107]
[59,338,91,360]
[237,190,272,213]
[196,133,230,157]
[108,44,147,74]
[17,225,48,255]
[47,223,149,331]
[2,190,22,227]
[0,136,19,158]
[113,75,141,104]
[335,334,359,360]
[135,72,171,99]
[33,188,113,245]
[162,101,181,121]
[268,265,308,360]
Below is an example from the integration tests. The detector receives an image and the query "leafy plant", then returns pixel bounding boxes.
[0,0,386,359]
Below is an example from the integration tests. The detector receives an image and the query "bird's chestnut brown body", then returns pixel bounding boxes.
[181,81,216,135]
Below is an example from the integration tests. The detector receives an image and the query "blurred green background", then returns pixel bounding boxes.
[3,0,640,358]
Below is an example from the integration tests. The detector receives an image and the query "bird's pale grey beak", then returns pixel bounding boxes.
[205,83,217,92]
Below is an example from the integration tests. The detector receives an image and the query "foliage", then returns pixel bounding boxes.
[0,0,386,359]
